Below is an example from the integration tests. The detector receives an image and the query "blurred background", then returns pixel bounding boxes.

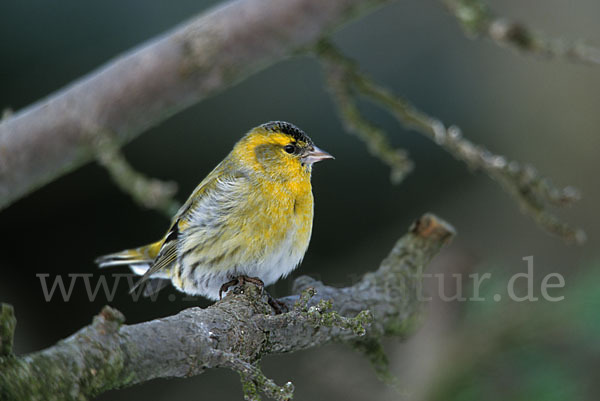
[1,0,599,400]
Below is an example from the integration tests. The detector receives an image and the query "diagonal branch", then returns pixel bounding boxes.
[0,0,392,211]
[319,61,414,184]
[0,214,454,401]
[317,41,585,244]
[443,0,600,66]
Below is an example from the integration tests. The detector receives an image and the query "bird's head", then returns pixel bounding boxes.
[234,121,333,181]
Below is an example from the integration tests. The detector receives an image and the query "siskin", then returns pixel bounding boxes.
[96,121,333,303]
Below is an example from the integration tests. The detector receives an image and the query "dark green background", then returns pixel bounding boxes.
[1,0,599,400]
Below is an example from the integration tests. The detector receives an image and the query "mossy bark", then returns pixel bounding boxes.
[0,214,454,400]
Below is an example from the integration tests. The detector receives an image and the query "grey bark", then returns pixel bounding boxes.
[0,214,455,401]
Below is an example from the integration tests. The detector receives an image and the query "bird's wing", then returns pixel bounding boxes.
[176,165,253,266]
[142,278,171,297]
[129,161,250,293]
[128,233,178,294]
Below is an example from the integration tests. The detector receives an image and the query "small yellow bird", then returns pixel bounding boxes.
[96,121,333,304]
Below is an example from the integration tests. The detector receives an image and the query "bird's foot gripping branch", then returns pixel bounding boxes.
[0,214,454,401]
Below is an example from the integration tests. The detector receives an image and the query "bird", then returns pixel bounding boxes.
[95,121,333,306]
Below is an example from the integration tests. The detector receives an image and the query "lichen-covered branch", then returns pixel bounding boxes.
[320,57,414,184]
[0,0,392,211]
[443,0,600,66]
[0,304,16,357]
[94,135,181,218]
[224,351,295,401]
[0,214,454,401]
[352,337,401,390]
[317,41,585,244]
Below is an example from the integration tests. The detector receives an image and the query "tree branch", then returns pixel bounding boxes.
[0,213,454,401]
[316,56,414,184]
[94,135,181,218]
[443,0,600,66]
[0,304,16,357]
[0,0,391,211]
[317,40,585,244]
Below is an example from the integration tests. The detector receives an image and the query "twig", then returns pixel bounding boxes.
[443,0,600,66]
[213,350,294,401]
[317,41,585,244]
[94,135,180,218]
[322,56,413,183]
[352,337,402,391]
[0,213,454,401]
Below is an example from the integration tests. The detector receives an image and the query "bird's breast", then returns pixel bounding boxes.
[248,177,313,284]
[256,176,314,238]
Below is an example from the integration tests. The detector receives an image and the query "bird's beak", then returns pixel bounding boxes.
[302,146,334,165]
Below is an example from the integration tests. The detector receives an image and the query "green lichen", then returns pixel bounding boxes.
[234,359,294,401]
[241,375,260,401]
[352,338,397,386]
[0,306,133,401]
[304,299,373,336]
[0,303,16,357]
[293,287,316,312]
[0,354,88,401]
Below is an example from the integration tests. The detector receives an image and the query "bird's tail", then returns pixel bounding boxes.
[95,240,163,273]
[95,240,171,296]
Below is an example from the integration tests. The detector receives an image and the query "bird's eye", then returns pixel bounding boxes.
[284,144,296,154]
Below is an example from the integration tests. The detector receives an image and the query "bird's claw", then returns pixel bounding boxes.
[218,275,286,314]
[219,275,264,299]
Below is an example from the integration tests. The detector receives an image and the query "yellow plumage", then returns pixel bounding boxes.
[96,121,333,301]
